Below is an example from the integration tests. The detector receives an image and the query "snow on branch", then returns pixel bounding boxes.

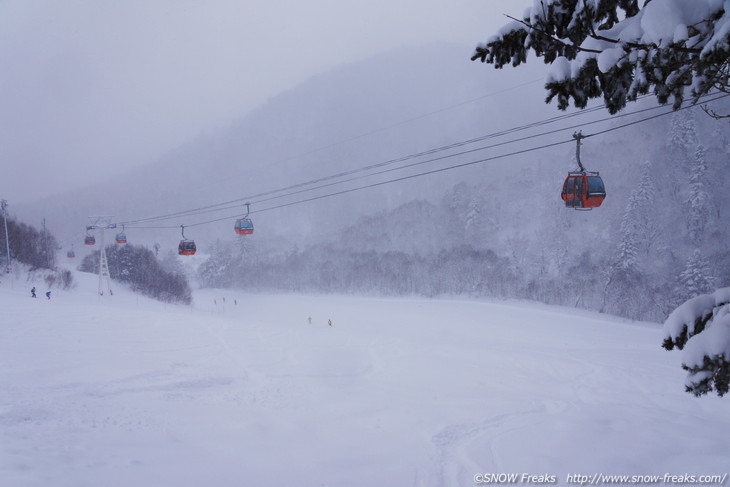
[473,0,730,113]
[663,287,730,349]
[663,287,730,397]
[682,310,730,396]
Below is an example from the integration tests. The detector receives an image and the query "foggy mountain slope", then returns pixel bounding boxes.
[209,97,728,321]
[18,43,556,246]
[17,41,730,323]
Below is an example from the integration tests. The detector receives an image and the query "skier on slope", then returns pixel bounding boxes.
[45,291,51,300]
[31,287,36,298]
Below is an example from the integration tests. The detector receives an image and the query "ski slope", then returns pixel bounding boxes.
[1,270,728,487]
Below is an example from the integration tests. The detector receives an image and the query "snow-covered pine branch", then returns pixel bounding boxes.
[662,287,730,396]
[472,0,730,113]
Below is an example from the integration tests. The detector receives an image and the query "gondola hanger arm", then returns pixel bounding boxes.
[573,131,586,173]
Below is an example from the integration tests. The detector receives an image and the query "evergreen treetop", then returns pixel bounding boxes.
[472,0,730,113]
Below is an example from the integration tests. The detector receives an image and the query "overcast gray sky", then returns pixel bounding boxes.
[0,0,521,204]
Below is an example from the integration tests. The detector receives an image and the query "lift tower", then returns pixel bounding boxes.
[86,216,116,296]
[1,199,10,274]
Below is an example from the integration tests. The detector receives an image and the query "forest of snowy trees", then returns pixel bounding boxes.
[0,216,58,270]
[79,244,192,304]
[468,0,730,397]
[199,105,729,325]
[7,0,726,396]
[0,215,73,289]
[198,0,730,397]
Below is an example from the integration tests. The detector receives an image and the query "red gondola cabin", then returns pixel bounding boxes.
[115,233,127,244]
[561,172,606,209]
[84,236,96,246]
[234,218,254,235]
[178,240,197,256]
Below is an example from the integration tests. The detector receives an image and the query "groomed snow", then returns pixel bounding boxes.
[1,270,728,486]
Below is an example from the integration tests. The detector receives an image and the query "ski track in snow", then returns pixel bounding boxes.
[1,269,728,487]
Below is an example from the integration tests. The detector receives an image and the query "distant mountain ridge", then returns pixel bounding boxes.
[18,42,553,248]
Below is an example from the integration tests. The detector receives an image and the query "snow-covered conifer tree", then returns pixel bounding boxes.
[663,287,730,396]
[198,240,235,288]
[686,144,710,243]
[160,249,186,277]
[660,109,699,198]
[601,233,642,316]
[676,249,715,303]
[621,160,658,256]
[667,110,698,166]
[464,196,480,232]
[601,162,655,315]
[472,1,730,113]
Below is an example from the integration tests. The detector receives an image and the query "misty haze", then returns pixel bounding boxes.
[1,1,729,486]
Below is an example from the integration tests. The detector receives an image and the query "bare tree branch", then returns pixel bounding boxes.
[701,104,730,120]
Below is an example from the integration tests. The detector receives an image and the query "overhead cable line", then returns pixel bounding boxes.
[130,93,730,231]
[184,139,574,228]
[192,76,547,195]
[239,93,694,210]
[117,93,654,227]
[266,77,548,162]
[121,93,670,227]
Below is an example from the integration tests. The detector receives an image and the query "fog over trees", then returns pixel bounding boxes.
[0,213,73,290]
[79,244,191,304]
[474,0,730,397]
[13,27,730,395]
[199,101,729,324]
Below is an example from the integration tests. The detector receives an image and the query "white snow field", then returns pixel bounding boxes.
[1,270,728,487]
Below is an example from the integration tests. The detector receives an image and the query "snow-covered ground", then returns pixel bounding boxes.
[1,269,728,487]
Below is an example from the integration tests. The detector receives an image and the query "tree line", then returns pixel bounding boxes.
[0,216,58,270]
[199,106,729,326]
[0,215,73,289]
[79,244,192,304]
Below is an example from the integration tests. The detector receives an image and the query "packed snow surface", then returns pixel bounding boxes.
[1,270,728,487]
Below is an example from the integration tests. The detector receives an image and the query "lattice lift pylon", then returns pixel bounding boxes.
[87,216,115,297]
